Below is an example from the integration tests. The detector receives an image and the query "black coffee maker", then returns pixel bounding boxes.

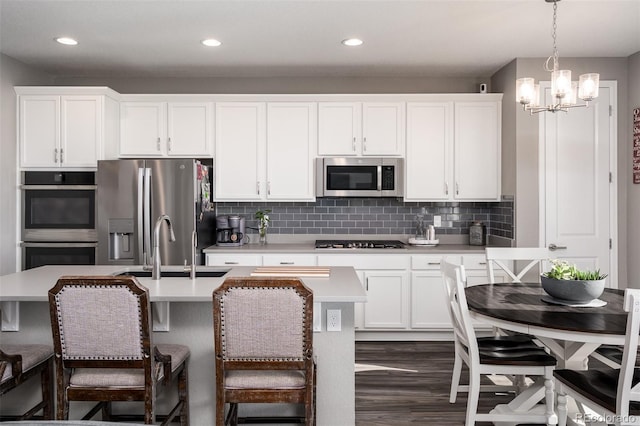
[216,215,245,246]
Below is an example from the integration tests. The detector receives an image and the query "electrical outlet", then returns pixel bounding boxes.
[433,215,442,227]
[326,309,341,332]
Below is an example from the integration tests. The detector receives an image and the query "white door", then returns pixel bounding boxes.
[214,102,265,201]
[120,102,166,156]
[362,270,409,329]
[540,83,616,285]
[317,102,361,156]
[61,96,101,167]
[167,102,212,156]
[361,102,404,156]
[266,102,316,200]
[19,95,60,167]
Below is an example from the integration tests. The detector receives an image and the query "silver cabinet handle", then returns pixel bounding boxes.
[363,136,367,152]
[268,181,271,196]
[445,182,449,195]
[280,261,294,265]
[60,148,64,163]
[352,137,356,152]
[549,244,567,251]
[427,262,441,265]
[455,182,459,195]
[256,181,260,195]
[167,137,172,151]
[365,277,368,291]
[478,262,487,265]
[157,137,161,151]
[224,261,239,265]
[54,148,58,163]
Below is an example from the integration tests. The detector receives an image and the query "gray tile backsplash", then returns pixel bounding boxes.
[215,198,514,239]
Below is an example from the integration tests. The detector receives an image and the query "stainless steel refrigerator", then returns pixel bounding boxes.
[96,158,215,266]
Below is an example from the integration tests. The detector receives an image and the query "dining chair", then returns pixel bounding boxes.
[441,259,558,425]
[0,344,54,420]
[485,247,551,284]
[555,288,640,426]
[213,277,315,426]
[48,275,190,424]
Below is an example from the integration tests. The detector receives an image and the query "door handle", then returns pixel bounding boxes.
[548,244,567,251]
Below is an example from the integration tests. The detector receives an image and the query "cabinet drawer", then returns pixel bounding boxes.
[462,254,489,270]
[317,254,409,270]
[205,254,261,266]
[262,254,316,266]
[411,255,461,270]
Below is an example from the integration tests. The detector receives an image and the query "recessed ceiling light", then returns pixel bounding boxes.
[342,38,363,47]
[202,39,222,47]
[55,37,78,46]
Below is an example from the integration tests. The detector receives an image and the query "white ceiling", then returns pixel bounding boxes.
[1,0,639,79]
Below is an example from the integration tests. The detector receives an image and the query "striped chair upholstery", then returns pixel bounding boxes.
[0,344,54,420]
[48,275,190,425]
[213,277,315,426]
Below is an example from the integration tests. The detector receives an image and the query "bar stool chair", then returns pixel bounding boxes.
[213,277,315,426]
[555,288,640,426]
[48,275,190,424]
[441,259,558,425]
[0,344,54,420]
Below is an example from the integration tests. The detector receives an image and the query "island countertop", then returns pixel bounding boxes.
[0,265,367,303]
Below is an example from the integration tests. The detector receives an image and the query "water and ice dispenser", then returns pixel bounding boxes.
[108,218,134,260]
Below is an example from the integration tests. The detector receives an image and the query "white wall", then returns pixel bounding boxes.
[628,51,640,288]
[0,54,53,274]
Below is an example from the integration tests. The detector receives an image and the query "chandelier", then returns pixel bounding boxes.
[516,0,599,114]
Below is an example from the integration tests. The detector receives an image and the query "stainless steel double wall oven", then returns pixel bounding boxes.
[21,171,97,269]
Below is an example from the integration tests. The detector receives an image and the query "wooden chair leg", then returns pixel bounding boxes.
[179,366,189,426]
[216,389,225,426]
[42,358,54,420]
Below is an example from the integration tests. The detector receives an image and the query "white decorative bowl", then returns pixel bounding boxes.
[540,276,605,303]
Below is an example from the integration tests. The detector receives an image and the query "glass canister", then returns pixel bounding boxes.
[469,221,486,246]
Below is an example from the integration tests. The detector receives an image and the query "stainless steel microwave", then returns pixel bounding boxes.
[316,157,403,197]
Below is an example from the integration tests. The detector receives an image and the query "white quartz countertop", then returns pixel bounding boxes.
[0,265,366,303]
[204,242,487,254]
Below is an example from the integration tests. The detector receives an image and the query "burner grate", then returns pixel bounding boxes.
[315,239,405,249]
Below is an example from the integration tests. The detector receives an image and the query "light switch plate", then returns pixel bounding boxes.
[313,302,321,332]
[433,215,442,227]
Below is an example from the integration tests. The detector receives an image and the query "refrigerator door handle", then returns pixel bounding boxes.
[137,168,145,266]
[143,167,152,266]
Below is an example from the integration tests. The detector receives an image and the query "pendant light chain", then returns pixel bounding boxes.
[551,0,559,72]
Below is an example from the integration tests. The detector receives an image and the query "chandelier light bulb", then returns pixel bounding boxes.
[551,70,572,99]
[516,78,535,104]
[579,73,600,101]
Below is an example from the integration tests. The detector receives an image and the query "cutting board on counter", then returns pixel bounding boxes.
[250,266,330,277]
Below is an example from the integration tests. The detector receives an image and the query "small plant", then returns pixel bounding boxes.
[543,259,607,281]
[254,209,271,243]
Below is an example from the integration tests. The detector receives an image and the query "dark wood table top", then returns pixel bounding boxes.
[465,283,627,337]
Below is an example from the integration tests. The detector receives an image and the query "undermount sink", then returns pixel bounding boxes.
[117,269,229,278]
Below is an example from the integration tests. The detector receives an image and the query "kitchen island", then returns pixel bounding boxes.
[0,264,366,425]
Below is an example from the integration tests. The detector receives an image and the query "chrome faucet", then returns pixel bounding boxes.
[183,230,197,280]
[151,214,176,280]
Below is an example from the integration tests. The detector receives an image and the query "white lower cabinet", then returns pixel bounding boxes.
[205,254,262,266]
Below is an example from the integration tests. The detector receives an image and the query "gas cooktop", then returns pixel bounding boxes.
[315,239,406,249]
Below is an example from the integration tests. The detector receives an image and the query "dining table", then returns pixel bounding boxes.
[465,283,627,426]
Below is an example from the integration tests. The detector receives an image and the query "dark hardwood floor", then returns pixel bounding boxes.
[355,341,530,426]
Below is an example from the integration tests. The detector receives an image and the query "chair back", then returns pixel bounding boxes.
[616,288,640,415]
[485,247,550,283]
[441,260,478,362]
[48,276,152,371]
[213,277,313,369]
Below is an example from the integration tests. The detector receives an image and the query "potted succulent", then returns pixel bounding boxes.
[541,259,608,302]
[255,209,271,244]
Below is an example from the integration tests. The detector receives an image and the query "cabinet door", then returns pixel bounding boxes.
[19,95,60,167]
[266,103,317,201]
[362,270,409,329]
[410,272,451,329]
[454,102,501,200]
[405,102,453,200]
[318,102,361,156]
[362,102,404,156]
[214,103,266,201]
[61,96,101,167]
[167,102,213,156]
[120,102,166,156]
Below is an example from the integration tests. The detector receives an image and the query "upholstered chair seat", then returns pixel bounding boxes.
[0,344,54,420]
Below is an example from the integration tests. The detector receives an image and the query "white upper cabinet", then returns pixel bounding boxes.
[405,96,501,201]
[214,102,316,202]
[120,101,212,157]
[266,102,317,201]
[318,102,404,156]
[18,88,120,169]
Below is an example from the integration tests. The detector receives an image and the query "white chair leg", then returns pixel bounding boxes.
[557,393,567,426]
[544,376,555,425]
[466,371,481,426]
[450,350,463,403]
